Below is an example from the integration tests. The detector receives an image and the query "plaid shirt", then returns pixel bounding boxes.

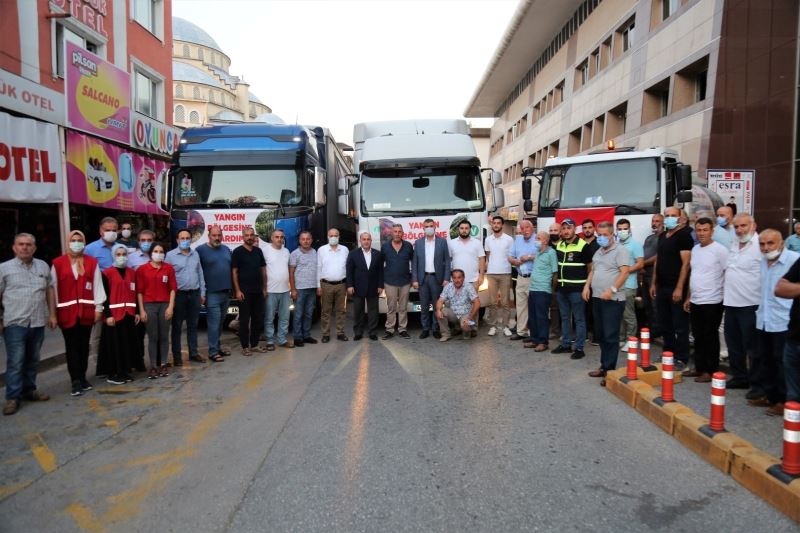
[0,257,51,328]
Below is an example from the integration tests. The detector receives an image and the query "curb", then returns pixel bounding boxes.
[605,372,800,523]
[0,352,67,388]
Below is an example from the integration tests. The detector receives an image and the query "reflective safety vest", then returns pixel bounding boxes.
[53,255,98,328]
[556,237,589,288]
[103,266,137,321]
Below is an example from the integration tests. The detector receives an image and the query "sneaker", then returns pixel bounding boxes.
[122,374,135,383]
[503,327,513,337]
[487,327,497,336]
[159,365,169,377]
[80,379,93,391]
[399,331,410,339]
[106,376,126,385]
[570,349,586,360]
[148,368,158,380]
[382,331,394,340]
[551,344,572,354]
[71,380,83,396]
[439,335,451,342]
[3,399,19,415]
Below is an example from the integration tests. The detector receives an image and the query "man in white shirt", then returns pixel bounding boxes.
[713,206,735,248]
[261,229,292,350]
[484,215,514,336]
[448,220,485,333]
[683,217,729,382]
[723,213,762,391]
[317,228,349,343]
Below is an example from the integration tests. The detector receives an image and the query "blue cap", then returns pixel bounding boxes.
[561,218,576,226]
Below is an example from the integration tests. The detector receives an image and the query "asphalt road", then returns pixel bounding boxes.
[0,324,795,532]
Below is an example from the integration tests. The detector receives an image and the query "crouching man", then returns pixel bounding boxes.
[436,269,480,342]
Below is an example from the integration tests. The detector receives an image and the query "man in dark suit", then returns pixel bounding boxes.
[346,232,384,340]
[412,218,452,339]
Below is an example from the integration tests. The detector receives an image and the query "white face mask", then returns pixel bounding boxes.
[114,255,128,268]
[328,236,339,246]
[424,227,435,237]
[121,229,132,239]
[151,252,165,263]
[764,249,781,261]
[102,231,118,243]
[617,229,630,241]
[69,241,85,253]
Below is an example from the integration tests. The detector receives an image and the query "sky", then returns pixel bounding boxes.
[172,0,518,145]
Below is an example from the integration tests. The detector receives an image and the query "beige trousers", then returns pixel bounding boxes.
[384,283,410,332]
[515,276,531,336]
[320,281,347,336]
[486,274,512,327]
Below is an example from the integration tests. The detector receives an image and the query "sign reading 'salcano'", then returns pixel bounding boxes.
[66,41,131,145]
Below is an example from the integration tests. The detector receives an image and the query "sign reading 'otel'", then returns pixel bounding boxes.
[51,0,109,37]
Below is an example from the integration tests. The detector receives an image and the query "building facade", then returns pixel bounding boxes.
[172,17,271,127]
[0,0,181,261]
[466,0,799,231]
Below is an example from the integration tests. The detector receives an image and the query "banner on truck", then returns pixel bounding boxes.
[367,214,480,247]
[184,208,306,252]
[707,169,754,215]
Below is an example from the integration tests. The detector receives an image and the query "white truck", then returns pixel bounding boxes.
[338,119,504,313]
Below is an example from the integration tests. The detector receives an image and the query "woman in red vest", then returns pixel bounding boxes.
[136,243,176,379]
[51,230,105,397]
[99,244,139,385]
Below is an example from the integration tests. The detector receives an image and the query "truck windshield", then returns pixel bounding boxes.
[540,158,659,210]
[361,167,484,215]
[172,166,302,207]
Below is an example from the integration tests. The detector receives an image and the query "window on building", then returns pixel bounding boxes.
[209,91,215,103]
[183,44,190,58]
[134,70,158,118]
[673,55,709,112]
[133,0,156,33]
[575,60,589,89]
[642,78,671,124]
[193,86,201,100]
[568,128,582,156]
[600,37,612,69]
[581,122,593,152]
[592,115,606,147]
[212,52,217,65]
[614,17,636,58]
[174,105,186,123]
[198,48,204,62]
[189,111,200,124]
[55,24,99,77]
[590,48,600,79]
[548,140,560,159]
[606,102,628,138]
[532,103,541,123]
[662,0,680,20]
[553,81,565,107]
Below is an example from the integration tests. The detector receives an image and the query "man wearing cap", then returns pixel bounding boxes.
[553,218,592,360]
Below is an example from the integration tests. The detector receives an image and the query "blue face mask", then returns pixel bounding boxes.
[139,241,152,252]
[179,239,191,250]
[596,235,611,248]
[664,216,679,230]
[716,216,728,227]
[533,240,541,251]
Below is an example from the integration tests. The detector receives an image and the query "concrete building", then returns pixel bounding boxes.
[465,0,799,231]
[172,17,271,127]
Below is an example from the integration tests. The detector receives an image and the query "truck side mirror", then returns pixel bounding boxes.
[523,199,533,212]
[492,187,505,210]
[677,164,692,190]
[491,170,502,186]
[522,178,532,200]
[676,190,693,203]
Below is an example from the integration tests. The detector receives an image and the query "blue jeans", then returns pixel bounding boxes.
[293,288,316,340]
[593,298,626,371]
[206,290,230,356]
[3,326,44,400]
[784,339,800,403]
[171,289,201,360]
[556,290,586,350]
[527,291,551,345]
[265,291,291,345]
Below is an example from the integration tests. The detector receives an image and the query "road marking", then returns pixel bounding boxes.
[111,398,161,406]
[24,433,57,473]
[331,344,361,376]
[94,386,148,394]
[0,480,33,500]
[66,503,105,533]
[87,399,119,428]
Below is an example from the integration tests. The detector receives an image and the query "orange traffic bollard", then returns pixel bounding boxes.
[783,401,800,475]
[626,337,638,380]
[709,372,727,432]
[661,352,674,402]
[639,328,655,371]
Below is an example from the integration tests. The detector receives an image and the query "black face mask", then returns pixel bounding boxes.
[549,234,560,244]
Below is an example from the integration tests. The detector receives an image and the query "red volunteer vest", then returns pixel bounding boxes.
[53,255,98,328]
[103,266,137,321]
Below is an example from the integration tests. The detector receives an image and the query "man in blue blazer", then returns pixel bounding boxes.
[346,232,384,340]
[412,218,452,339]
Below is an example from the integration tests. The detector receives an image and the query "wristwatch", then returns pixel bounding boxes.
[610,286,618,294]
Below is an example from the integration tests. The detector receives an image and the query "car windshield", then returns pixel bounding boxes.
[541,158,659,209]
[361,167,484,215]
[172,166,302,207]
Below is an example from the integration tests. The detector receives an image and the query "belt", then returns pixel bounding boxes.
[518,273,531,278]
[322,279,345,285]
[425,272,436,275]
[179,288,199,292]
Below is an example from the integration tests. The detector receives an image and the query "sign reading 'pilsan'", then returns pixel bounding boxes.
[132,112,182,157]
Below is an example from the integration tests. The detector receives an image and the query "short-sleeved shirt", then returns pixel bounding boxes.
[724,237,762,307]
[590,243,630,302]
[232,245,266,293]
[439,281,478,319]
[643,232,661,281]
[289,247,318,290]
[381,240,413,286]
[262,245,290,293]
[196,243,232,292]
[620,238,644,290]
[655,227,694,289]
[689,241,729,304]
[783,258,800,341]
[135,262,177,303]
[510,235,539,276]
[757,249,800,332]
[85,239,114,270]
[530,247,558,293]
[0,257,51,328]
[448,238,485,283]
[484,232,514,274]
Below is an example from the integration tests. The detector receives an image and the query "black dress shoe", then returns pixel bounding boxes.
[510,334,524,341]
[322,336,330,343]
[432,331,442,339]
[354,334,363,341]
[399,331,410,339]
[419,330,430,339]
[726,379,749,389]
[337,334,349,341]
[570,349,586,360]
[382,331,394,340]
[551,344,572,354]
[369,334,378,341]
[303,337,318,344]
[294,340,304,347]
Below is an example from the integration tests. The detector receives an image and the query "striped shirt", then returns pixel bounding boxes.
[0,257,52,328]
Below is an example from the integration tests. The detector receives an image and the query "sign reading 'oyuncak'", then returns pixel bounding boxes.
[66,42,131,145]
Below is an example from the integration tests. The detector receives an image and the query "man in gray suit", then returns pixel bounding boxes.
[412,218,451,339]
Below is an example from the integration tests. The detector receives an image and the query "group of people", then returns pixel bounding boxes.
[3,208,800,419]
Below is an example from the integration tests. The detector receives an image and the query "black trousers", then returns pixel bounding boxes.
[755,329,787,404]
[724,306,759,385]
[62,324,92,383]
[689,303,724,374]
[238,292,265,348]
[352,295,379,336]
